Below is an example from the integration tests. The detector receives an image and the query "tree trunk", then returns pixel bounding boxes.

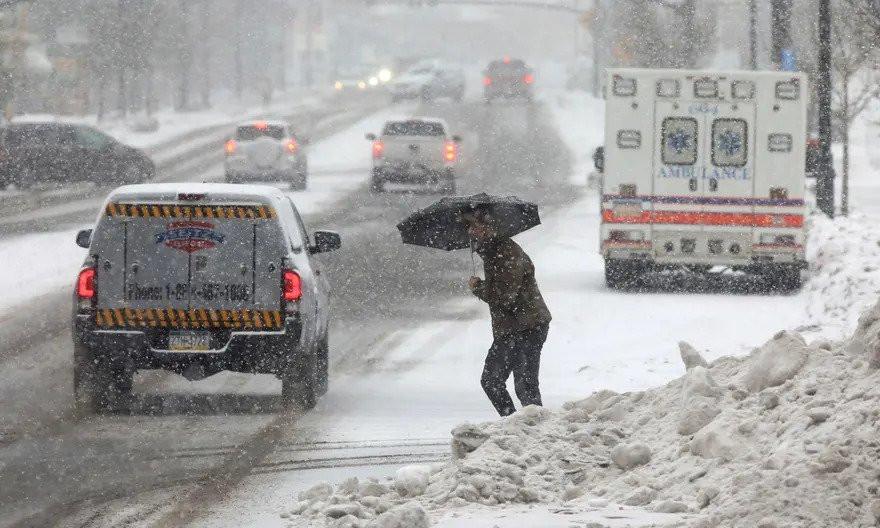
[842,74,850,216]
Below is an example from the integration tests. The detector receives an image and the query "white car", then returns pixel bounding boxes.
[389,60,465,103]
[365,118,461,194]
[224,120,309,190]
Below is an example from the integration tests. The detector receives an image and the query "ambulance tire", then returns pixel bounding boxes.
[74,345,133,415]
[604,259,642,289]
[280,348,317,410]
[764,265,802,293]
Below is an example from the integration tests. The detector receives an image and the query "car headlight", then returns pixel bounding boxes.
[368,76,379,87]
[334,81,343,90]
[357,80,367,90]
[378,68,392,83]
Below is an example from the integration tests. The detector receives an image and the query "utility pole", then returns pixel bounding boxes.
[234,0,243,100]
[304,0,315,88]
[592,0,603,96]
[815,0,835,217]
[117,0,127,117]
[749,0,757,70]
[200,0,210,109]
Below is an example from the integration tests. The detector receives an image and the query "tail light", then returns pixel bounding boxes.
[286,138,298,154]
[523,73,534,84]
[77,267,96,300]
[225,139,237,155]
[282,269,302,302]
[483,76,492,86]
[372,140,384,159]
[444,141,457,163]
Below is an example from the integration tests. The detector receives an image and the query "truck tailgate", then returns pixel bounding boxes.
[91,202,283,329]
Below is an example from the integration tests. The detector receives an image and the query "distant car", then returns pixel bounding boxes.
[366,117,460,194]
[0,122,154,189]
[333,65,374,94]
[483,58,534,103]
[388,60,465,103]
[72,183,341,412]
[224,120,309,190]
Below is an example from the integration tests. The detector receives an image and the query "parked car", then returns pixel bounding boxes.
[0,122,154,189]
[366,117,460,194]
[388,60,465,103]
[483,57,534,103]
[72,183,340,412]
[224,120,309,190]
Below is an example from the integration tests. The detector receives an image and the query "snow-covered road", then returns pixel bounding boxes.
[3,89,875,528]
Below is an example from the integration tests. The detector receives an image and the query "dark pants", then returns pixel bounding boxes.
[480,324,549,417]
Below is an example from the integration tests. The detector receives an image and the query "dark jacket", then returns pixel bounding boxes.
[472,238,552,337]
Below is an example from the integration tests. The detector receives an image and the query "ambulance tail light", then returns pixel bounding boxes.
[372,140,384,159]
[76,267,96,309]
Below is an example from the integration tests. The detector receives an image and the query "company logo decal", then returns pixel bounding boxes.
[155,221,225,253]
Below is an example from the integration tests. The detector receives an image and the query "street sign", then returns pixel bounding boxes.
[781,48,796,71]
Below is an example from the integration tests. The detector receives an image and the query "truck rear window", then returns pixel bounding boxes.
[382,121,445,137]
[661,117,698,166]
[236,125,285,141]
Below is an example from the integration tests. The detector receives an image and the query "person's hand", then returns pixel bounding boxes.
[468,276,482,290]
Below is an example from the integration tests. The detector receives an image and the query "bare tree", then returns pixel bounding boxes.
[832,0,880,215]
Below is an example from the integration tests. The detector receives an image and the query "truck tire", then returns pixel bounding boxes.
[441,170,456,195]
[316,336,329,396]
[370,170,385,193]
[764,265,802,293]
[280,349,317,410]
[604,259,643,289]
[289,169,307,191]
[74,344,133,415]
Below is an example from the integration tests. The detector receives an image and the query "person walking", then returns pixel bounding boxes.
[464,207,552,417]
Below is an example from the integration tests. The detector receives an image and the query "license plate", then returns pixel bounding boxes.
[168,331,211,352]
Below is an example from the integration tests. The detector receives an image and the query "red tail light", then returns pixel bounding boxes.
[286,138,298,154]
[482,76,492,86]
[283,269,302,302]
[225,139,237,155]
[77,267,96,300]
[523,73,534,84]
[372,140,384,159]
[444,141,457,162]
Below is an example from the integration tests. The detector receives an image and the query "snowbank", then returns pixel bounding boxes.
[803,211,880,340]
[286,304,880,527]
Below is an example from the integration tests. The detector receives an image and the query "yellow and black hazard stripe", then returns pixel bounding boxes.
[105,203,277,219]
[95,308,284,330]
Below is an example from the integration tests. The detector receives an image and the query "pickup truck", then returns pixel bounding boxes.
[366,118,461,194]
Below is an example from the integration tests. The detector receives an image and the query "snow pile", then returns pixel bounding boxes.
[804,212,880,339]
[285,304,880,527]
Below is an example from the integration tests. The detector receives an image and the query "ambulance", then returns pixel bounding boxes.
[600,68,808,291]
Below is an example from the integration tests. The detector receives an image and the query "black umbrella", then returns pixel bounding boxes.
[396,193,541,251]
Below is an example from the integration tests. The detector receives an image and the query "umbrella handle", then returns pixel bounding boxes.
[470,237,478,278]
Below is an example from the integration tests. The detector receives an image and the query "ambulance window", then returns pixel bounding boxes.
[661,118,698,166]
[612,76,637,96]
[768,133,793,152]
[617,130,641,149]
[694,79,718,98]
[656,79,680,98]
[732,80,755,100]
[712,119,748,167]
[776,80,800,100]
